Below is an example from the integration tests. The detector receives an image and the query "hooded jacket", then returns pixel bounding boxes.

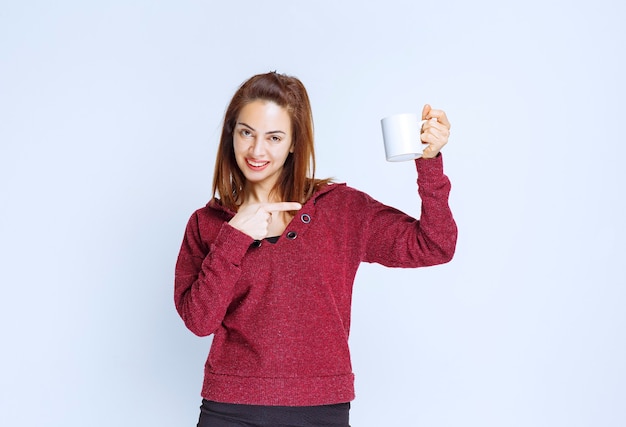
[174,154,457,406]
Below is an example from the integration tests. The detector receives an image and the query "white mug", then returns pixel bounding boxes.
[381,113,429,162]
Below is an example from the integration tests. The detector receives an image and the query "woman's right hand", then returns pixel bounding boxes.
[228,202,302,240]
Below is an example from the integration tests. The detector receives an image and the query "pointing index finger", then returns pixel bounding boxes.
[264,202,303,212]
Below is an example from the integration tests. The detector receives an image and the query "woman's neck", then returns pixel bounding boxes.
[243,182,278,205]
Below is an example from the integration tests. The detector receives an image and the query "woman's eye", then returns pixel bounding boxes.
[270,135,281,143]
[241,129,252,137]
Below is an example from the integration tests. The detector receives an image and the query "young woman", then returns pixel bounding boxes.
[174,72,457,427]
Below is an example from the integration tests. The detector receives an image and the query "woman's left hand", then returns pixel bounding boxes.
[420,104,451,159]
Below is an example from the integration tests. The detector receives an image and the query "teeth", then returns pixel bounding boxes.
[248,160,268,167]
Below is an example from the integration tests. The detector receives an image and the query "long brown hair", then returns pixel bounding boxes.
[212,72,330,211]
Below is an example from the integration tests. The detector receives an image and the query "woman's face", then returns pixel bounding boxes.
[233,100,293,193]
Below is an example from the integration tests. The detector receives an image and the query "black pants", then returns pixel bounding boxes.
[197,399,351,427]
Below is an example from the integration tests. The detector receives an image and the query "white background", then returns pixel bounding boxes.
[1,1,625,426]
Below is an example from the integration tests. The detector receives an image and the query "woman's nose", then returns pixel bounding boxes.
[250,137,264,156]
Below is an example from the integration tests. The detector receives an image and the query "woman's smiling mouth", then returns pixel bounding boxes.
[246,159,270,170]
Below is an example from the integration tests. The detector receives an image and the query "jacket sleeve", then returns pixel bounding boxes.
[174,212,253,336]
[362,153,457,267]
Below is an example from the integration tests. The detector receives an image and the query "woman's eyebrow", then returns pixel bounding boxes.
[236,122,286,135]
[236,122,255,131]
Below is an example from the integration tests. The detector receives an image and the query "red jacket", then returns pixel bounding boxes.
[174,155,457,406]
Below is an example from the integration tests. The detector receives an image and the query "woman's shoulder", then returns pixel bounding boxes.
[310,182,373,206]
[186,198,233,230]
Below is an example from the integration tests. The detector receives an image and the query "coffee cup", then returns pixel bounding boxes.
[381,113,430,162]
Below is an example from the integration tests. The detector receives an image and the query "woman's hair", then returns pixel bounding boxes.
[212,71,331,211]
